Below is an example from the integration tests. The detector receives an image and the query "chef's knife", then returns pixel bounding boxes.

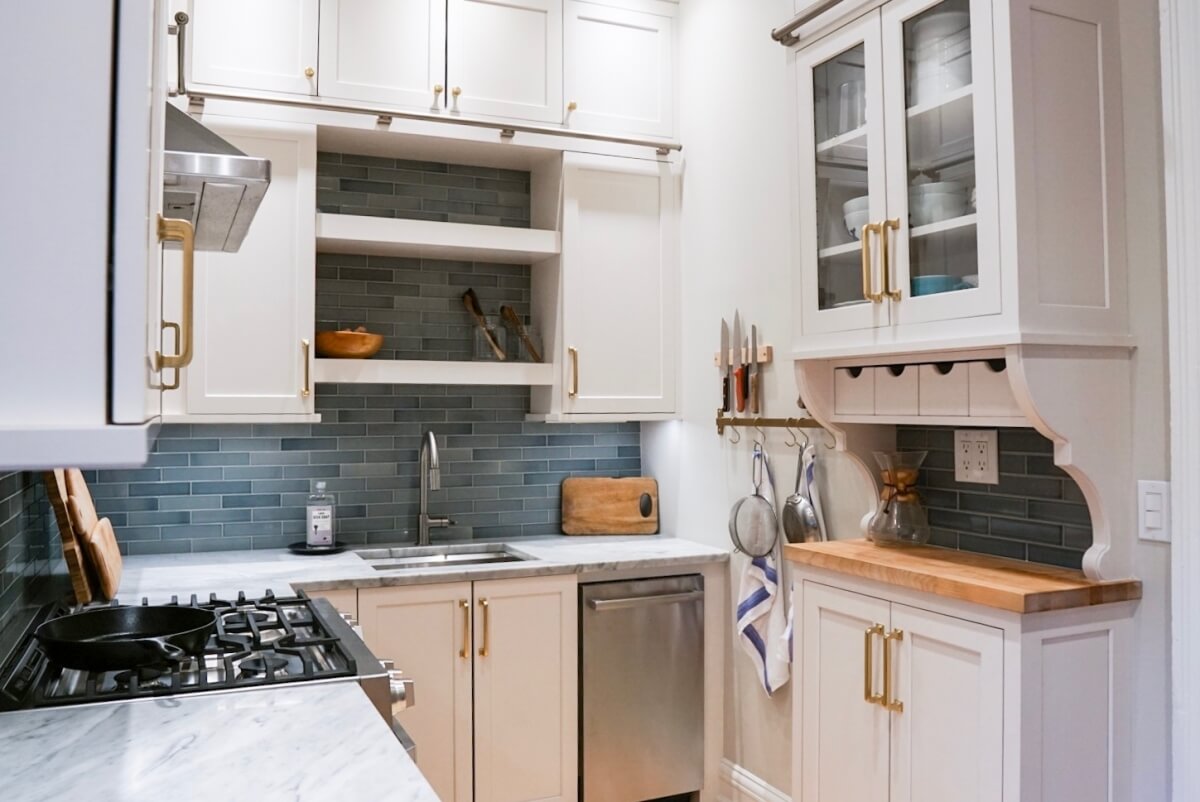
[750,324,760,414]
[719,319,730,413]
[733,312,746,413]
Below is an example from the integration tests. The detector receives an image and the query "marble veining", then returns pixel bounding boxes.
[0,683,438,802]
[115,535,729,603]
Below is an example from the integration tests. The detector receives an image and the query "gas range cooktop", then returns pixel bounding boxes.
[0,590,359,711]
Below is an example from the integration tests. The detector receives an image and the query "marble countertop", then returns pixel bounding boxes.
[0,683,438,802]
[116,535,729,604]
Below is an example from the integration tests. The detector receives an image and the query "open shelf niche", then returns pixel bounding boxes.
[794,343,1136,581]
[311,133,564,388]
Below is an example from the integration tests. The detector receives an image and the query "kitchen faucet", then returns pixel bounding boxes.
[419,430,453,546]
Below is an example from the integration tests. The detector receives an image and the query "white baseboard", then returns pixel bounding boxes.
[718,759,791,802]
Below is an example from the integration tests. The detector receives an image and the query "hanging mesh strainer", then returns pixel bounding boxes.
[729,444,779,558]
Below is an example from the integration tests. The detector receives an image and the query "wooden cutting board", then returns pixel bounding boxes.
[561,477,659,535]
[42,470,94,604]
[80,518,122,601]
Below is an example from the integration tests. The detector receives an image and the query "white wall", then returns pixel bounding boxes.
[645,0,1173,796]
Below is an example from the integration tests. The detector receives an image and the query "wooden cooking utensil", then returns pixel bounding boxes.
[42,471,94,604]
[80,517,123,601]
[562,477,659,535]
[500,305,543,363]
[462,289,506,361]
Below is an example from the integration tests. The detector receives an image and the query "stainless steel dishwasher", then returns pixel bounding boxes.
[580,575,704,801]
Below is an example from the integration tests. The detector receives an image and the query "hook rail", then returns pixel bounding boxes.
[715,410,828,437]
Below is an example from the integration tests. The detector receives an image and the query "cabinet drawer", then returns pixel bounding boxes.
[834,367,874,415]
[874,365,919,416]
[918,363,969,416]
[968,361,1023,418]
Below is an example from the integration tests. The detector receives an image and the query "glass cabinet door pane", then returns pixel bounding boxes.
[813,43,871,310]
[903,0,978,298]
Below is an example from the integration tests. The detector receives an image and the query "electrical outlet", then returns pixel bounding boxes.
[954,429,999,485]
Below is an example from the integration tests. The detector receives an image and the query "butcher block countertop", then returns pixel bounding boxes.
[784,539,1142,614]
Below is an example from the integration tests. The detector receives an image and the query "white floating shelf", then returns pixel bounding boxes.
[315,213,561,265]
[313,358,555,386]
[910,213,978,239]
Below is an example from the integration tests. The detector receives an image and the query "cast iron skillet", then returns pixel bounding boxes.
[35,606,218,672]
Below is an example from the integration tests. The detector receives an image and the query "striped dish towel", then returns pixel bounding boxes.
[735,450,791,696]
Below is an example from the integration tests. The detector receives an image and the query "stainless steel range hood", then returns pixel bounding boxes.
[162,104,270,252]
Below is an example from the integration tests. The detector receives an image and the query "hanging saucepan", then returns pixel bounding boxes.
[35,606,217,672]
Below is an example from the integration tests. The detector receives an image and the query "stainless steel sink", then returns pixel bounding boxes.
[356,544,529,572]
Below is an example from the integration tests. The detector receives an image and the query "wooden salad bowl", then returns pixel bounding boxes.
[315,328,384,359]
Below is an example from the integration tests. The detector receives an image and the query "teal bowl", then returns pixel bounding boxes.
[910,275,963,296]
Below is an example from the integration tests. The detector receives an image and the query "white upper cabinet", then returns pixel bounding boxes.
[163,117,316,419]
[556,153,678,416]
[791,0,1127,357]
[564,1,675,138]
[187,0,319,95]
[446,0,563,123]
[318,0,447,110]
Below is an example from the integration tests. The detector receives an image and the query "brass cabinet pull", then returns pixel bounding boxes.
[864,623,885,705]
[304,67,315,78]
[881,219,901,301]
[156,216,196,371]
[884,628,904,713]
[568,347,580,398]
[861,222,883,303]
[459,599,470,659]
[301,339,311,398]
[567,100,578,112]
[434,84,444,102]
[451,86,462,97]
[158,322,182,391]
[477,598,490,657]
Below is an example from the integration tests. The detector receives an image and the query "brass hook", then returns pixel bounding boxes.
[727,424,741,445]
[754,424,767,445]
[784,425,800,448]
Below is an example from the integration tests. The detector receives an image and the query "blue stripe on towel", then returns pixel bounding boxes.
[742,625,771,691]
[750,556,779,585]
[737,586,772,620]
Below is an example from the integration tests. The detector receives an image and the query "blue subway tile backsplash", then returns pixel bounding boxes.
[83,385,641,555]
[0,472,53,628]
[898,426,1092,569]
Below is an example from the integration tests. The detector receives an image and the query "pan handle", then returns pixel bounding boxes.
[135,637,188,663]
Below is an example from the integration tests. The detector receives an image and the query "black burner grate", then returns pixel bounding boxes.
[0,590,358,710]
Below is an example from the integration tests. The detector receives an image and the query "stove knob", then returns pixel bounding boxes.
[389,669,415,709]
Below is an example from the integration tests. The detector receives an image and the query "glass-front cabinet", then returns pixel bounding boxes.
[796,0,999,336]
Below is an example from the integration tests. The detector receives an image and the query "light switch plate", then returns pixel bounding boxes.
[1138,480,1171,543]
[954,429,999,485]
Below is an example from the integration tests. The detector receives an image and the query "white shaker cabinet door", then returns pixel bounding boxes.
[359,583,475,802]
[187,0,319,95]
[318,0,447,110]
[473,575,577,802]
[888,602,1003,802]
[799,581,892,802]
[169,117,316,416]
[564,1,675,138]
[560,152,678,415]
[447,0,563,123]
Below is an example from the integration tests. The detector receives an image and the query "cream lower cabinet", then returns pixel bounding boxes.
[162,116,316,420]
[797,575,1133,802]
[359,574,577,802]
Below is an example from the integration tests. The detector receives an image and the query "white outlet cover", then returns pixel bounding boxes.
[954,429,999,485]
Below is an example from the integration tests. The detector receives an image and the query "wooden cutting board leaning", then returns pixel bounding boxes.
[561,477,659,535]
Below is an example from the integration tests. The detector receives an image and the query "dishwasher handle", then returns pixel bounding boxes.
[586,590,704,612]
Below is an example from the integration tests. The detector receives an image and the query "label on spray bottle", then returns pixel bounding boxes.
[307,506,334,547]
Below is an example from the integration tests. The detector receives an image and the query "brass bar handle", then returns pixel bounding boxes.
[864,623,885,705]
[158,322,182,391]
[459,599,470,660]
[861,222,883,303]
[884,628,904,713]
[881,219,901,301]
[301,339,311,398]
[169,12,189,97]
[568,347,580,398]
[477,598,490,657]
[156,216,196,371]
